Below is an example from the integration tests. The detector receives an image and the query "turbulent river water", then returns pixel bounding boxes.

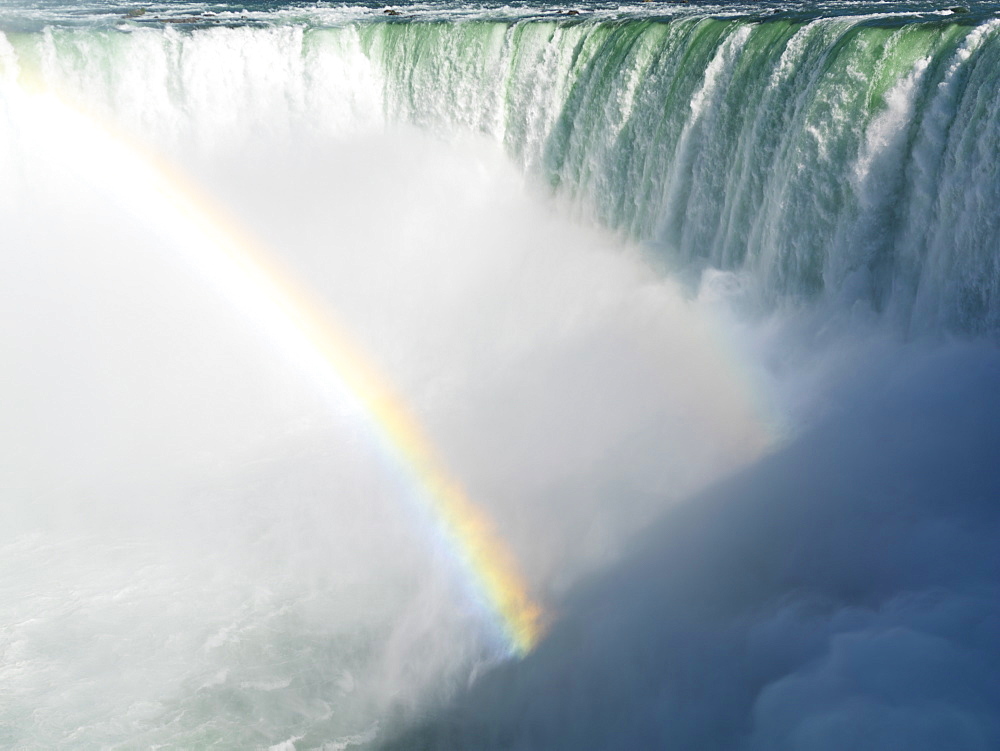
[2,2,999,749]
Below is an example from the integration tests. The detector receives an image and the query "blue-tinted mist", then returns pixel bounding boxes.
[379,341,1000,750]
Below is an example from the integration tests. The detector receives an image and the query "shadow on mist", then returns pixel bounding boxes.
[376,341,1000,751]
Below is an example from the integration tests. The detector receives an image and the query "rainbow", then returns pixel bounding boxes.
[10,78,545,656]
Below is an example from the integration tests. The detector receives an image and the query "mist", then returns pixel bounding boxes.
[376,318,1000,748]
[1,88,769,746]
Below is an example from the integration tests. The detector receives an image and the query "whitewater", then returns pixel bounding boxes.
[1,2,998,749]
